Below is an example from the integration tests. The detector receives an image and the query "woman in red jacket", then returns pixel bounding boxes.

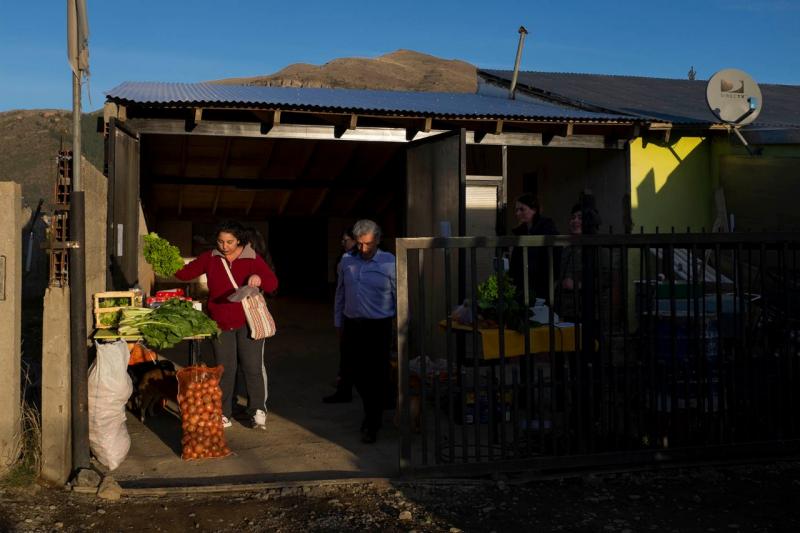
[175,220,278,430]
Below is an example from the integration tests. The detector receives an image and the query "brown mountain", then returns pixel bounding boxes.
[1,50,476,211]
[0,110,104,211]
[214,49,477,93]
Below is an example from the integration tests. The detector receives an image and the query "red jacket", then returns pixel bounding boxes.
[175,245,278,331]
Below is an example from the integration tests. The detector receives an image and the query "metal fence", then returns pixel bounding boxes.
[395,232,800,475]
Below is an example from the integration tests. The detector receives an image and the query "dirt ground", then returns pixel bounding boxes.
[2,460,799,532]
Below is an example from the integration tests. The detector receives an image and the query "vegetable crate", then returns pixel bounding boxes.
[93,291,136,329]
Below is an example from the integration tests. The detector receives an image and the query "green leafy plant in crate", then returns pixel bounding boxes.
[477,273,526,331]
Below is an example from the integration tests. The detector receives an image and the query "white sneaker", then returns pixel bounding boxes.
[252,409,267,430]
[221,415,232,429]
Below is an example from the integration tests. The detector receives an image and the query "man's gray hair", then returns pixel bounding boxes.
[352,219,382,242]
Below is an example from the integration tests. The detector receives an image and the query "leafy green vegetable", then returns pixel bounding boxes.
[99,310,121,327]
[99,297,131,308]
[118,299,219,349]
[477,273,517,310]
[143,233,185,278]
[476,273,526,331]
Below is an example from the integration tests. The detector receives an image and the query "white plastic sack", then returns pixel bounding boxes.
[89,340,133,470]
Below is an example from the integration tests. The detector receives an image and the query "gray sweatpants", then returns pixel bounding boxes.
[212,326,268,418]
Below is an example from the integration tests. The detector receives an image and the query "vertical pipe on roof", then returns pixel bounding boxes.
[509,26,529,100]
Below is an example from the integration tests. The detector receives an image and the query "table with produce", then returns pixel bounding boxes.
[90,233,231,464]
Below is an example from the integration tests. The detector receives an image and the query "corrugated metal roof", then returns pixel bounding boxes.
[105,81,632,123]
[479,69,800,128]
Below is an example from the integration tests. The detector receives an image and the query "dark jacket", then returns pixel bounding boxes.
[509,215,559,304]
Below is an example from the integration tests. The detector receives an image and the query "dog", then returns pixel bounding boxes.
[127,360,178,423]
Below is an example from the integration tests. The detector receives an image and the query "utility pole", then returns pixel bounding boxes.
[67,0,90,477]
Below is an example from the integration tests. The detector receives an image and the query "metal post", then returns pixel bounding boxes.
[70,69,90,473]
[508,26,529,100]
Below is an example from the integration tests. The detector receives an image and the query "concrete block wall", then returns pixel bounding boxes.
[0,182,22,474]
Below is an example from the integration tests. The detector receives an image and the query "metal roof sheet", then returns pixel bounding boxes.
[479,69,800,128]
[105,81,632,123]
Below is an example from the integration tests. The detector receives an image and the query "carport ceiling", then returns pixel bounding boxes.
[140,134,403,219]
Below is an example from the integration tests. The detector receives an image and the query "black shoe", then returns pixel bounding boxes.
[323,393,352,404]
[361,430,377,444]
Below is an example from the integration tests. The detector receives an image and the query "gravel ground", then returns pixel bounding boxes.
[1,460,799,532]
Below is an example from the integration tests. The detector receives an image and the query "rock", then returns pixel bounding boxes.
[450,528,463,533]
[97,476,123,501]
[54,523,64,529]
[399,510,413,521]
[97,509,106,515]
[73,468,101,488]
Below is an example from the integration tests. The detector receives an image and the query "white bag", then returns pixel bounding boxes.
[89,340,133,470]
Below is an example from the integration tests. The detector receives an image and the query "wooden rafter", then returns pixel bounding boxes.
[310,189,329,216]
[245,191,258,215]
[277,190,292,215]
[254,110,281,135]
[211,186,222,214]
[177,185,184,216]
[178,136,189,177]
[256,140,276,179]
[217,138,233,179]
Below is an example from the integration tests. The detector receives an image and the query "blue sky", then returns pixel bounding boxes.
[1,0,798,111]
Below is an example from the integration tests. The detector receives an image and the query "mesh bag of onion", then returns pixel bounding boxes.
[177,365,231,460]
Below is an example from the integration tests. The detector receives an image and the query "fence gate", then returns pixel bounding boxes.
[396,233,800,475]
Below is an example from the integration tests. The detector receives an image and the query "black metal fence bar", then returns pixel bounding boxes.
[396,233,800,474]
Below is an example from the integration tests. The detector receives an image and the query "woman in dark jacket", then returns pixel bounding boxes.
[509,194,559,304]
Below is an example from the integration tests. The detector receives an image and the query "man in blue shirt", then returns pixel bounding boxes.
[334,219,396,443]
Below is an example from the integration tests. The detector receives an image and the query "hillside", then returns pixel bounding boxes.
[1,49,476,212]
[214,49,477,93]
[0,109,104,211]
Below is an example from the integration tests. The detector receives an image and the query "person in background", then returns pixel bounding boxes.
[175,220,278,430]
[334,220,396,443]
[509,193,559,304]
[556,204,583,322]
[324,227,358,404]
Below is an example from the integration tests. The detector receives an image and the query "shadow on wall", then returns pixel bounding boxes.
[20,212,49,408]
[631,137,713,233]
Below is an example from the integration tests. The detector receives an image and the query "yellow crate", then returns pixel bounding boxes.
[93,291,135,329]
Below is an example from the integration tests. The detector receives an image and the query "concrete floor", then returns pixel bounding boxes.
[111,296,400,488]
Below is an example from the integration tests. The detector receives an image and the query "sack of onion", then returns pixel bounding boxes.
[176,365,231,460]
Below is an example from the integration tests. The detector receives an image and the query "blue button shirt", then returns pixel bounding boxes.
[334,249,396,327]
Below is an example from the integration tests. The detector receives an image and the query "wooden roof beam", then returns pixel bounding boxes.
[217,138,232,179]
[310,189,329,216]
[211,186,222,214]
[185,107,202,132]
[245,191,258,216]
[334,114,359,139]
[253,110,281,135]
[278,190,292,215]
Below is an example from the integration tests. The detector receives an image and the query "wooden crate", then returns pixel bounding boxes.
[93,291,136,329]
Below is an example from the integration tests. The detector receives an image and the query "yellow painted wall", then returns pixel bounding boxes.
[629,136,713,232]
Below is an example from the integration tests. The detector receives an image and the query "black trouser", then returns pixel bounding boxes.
[342,316,393,433]
[212,326,268,419]
[335,334,354,396]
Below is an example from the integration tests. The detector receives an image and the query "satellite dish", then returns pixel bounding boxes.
[706,68,763,126]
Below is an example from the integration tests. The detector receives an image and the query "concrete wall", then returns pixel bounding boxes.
[629,137,713,232]
[40,287,71,484]
[0,182,22,474]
